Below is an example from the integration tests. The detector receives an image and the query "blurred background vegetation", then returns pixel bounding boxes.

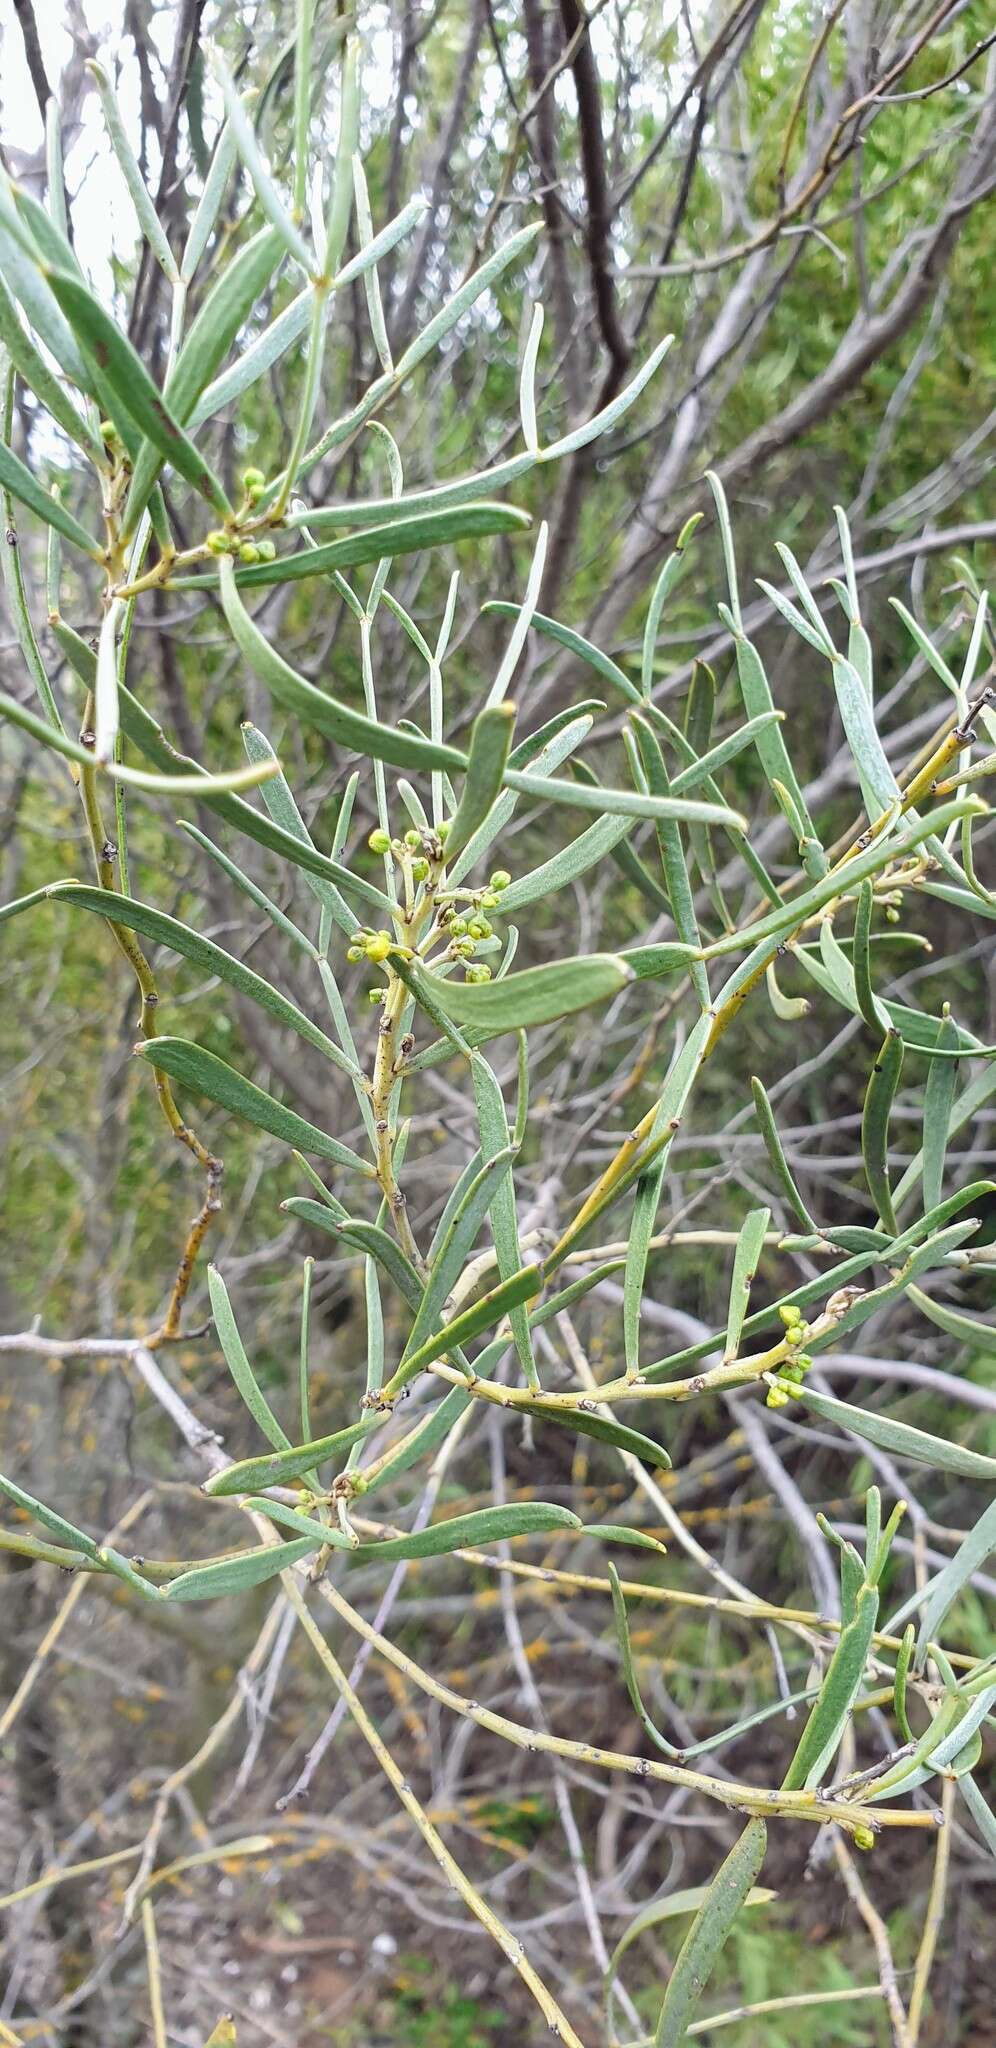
[1,1,995,2041]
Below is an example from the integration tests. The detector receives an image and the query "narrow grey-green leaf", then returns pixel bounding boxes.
[218,558,466,773]
[922,1013,959,1214]
[165,1537,318,1601]
[135,1036,371,1174]
[44,267,232,516]
[181,503,531,591]
[724,1207,771,1362]
[202,1415,382,1496]
[0,438,99,556]
[498,814,633,912]
[654,1819,768,2048]
[750,1076,815,1230]
[780,1583,878,1791]
[47,883,358,1076]
[777,1380,996,1483]
[862,1029,904,1232]
[407,953,633,1033]
[444,702,515,862]
[530,1404,671,1470]
[208,1266,291,1453]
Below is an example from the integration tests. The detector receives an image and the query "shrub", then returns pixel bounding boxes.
[1,18,995,2046]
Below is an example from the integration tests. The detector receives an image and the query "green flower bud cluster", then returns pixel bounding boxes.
[368,821,450,870]
[206,528,276,565]
[766,1304,813,1407]
[242,467,267,504]
[346,928,393,966]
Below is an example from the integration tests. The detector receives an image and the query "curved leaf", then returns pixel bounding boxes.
[135,1036,371,1174]
[407,953,633,1033]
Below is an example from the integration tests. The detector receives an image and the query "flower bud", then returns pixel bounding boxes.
[465,963,492,984]
[778,1304,803,1328]
[256,539,277,561]
[346,945,364,963]
[368,828,391,855]
[368,986,387,1004]
[437,819,451,842]
[481,891,500,910]
[242,468,266,491]
[365,931,392,963]
[411,857,429,881]
[404,828,422,849]
[206,529,231,555]
[489,870,511,891]
[853,1826,875,1852]
[238,543,260,564]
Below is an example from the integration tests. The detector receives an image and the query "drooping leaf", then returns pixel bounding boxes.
[218,558,466,773]
[46,882,359,1077]
[861,1029,904,1231]
[653,1820,768,2048]
[165,1537,318,1601]
[135,1037,371,1174]
[44,266,233,516]
[724,1208,771,1361]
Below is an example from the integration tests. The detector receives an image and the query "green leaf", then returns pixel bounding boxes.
[0,686,281,796]
[907,1282,996,1358]
[471,1053,538,1387]
[125,224,285,527]
[379,1265,543,1403]
[606,1874,775,2034]
[781,1583,878,1791]
[260,1500,582,1563]
[585,1525,668,1554]
[165,1537,318,1601]
[0,1468,101,1557]
[190,288,312,429]
[0,437,99,556]
[406,953,633,1033]
[107,681,388,915]
[776,1380,996,1483]
[504,765,746,831]
[529,1403,671,1470]
[862,1029,904,1231]
[211,49,314,273]
[87,59,179,280]
[541,334,672,462]
[724,1208,771,1361]
[208,1266,291,1453]
[853,881,890,1033]
[728,626,823,862]
[922,1013,959,1213]
[202,1416,383,1497]
[0,269,103,461]
[281,1201,425,1313]
[653,1820,768,2048]
[182,503,532,591]
[218,558,466,774]
[481,602,639,704]
[46,882,359,1077]
[44,267,232,517]
[497,814,633,913]
[135,1037,371,1174]
[444,703,515,862]
[832,652,899,818]
[906,1497,996,1662]
[631,712,709,1006]
[750,1076,816,1230]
